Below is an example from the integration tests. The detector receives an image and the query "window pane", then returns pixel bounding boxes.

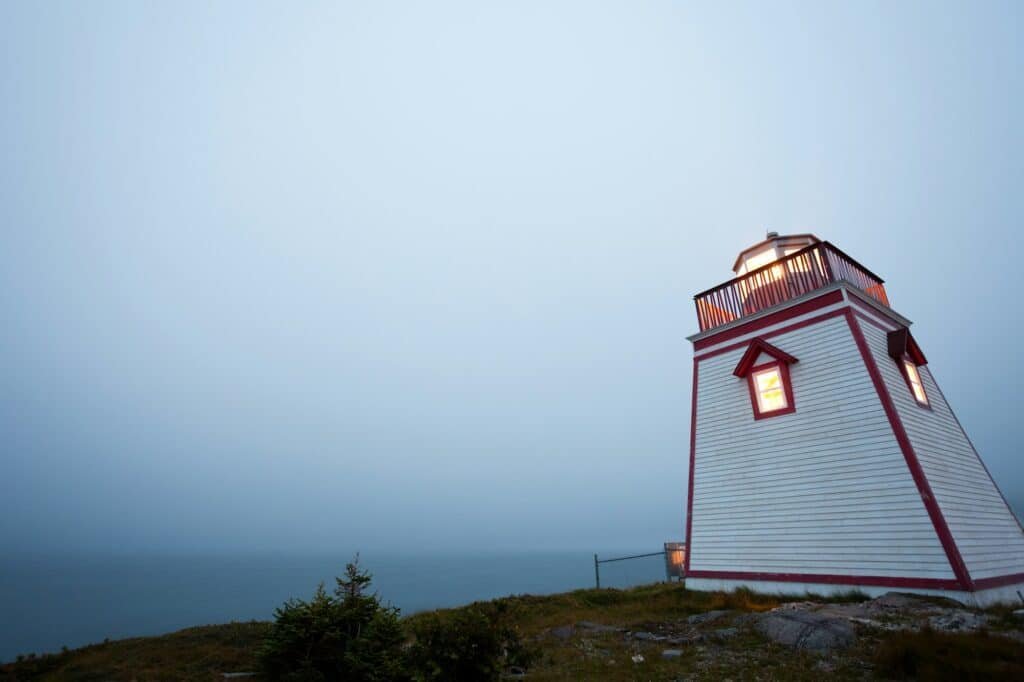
[903,360,928,404]
[753,368,788,412]
[755,370,780,392]
[759,387,787,411]
[904,361,921,385]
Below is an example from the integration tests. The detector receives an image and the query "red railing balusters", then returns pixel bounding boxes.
[693,242,889,331]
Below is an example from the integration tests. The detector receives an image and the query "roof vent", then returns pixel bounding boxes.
[766,230,779,239]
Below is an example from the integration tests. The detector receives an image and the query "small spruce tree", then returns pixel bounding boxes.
[260,556,407,681]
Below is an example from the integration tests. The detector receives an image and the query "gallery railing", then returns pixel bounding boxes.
[694,241,890,332]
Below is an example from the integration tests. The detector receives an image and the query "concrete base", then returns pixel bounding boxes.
[685,577,1024,608]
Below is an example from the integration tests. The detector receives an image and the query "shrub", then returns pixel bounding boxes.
[874,627,1024,681]
[406,601,536,681]
[260,556,407,681]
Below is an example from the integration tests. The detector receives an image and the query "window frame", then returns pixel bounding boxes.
[897,354,930,408]
[745,360,796,420]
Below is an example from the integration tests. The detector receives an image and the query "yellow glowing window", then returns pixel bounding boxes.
[752,366,788,413]
[902,358,928,405]
[742,248,779,273]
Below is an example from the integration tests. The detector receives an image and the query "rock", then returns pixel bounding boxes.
[665,634,700,645]
[774,601,820,612]
[549,624,575,640]
[755,611,856,653]
[631,653,645,663]
[928,610,988,632]
[577,621,622,633]
[686,609,731,625]
[871,592,962,611]
[631,631,664,641]
[732,613,759,627]
[870,592,928,611]
[662,649,684,659]
[710,627,739,641]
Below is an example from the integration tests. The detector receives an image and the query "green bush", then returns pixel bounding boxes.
[259,557,407,681]
[406,601,536,681]
[874,627,1024,681]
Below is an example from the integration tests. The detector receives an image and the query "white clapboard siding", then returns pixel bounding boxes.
[859,320,1024,580]
[691,314,954,579]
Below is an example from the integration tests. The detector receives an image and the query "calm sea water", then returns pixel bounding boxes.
[0,550,666,662]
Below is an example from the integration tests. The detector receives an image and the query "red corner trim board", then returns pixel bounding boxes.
[843,309,974,591]
[684,358,697,575]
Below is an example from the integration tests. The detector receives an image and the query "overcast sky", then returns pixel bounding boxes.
[2,1,1022,554]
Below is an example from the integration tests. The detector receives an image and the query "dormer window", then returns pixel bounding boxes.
[887,328,929,408]
[734,338,798,420]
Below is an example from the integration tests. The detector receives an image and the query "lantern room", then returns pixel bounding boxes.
[732,232,819,275]
[694,233,890,332]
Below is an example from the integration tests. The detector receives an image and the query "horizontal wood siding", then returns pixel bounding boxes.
[691,315,953,579]
[859,320,1024,581]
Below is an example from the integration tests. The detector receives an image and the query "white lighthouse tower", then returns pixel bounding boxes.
[685,233,1024,606]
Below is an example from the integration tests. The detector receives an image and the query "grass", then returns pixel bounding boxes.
[0,621,269,681]
[875,627,1024,681]
[1,583,1020,681]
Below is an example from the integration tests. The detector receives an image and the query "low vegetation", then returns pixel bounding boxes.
[874,627,1024,680]
[3,572,1023,681]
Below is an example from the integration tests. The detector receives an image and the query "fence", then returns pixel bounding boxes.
[593,543,686,588]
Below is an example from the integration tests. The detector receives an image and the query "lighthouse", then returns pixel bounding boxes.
[684,233,1024,606]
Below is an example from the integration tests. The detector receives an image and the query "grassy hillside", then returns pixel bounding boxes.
[2,582,1022,681]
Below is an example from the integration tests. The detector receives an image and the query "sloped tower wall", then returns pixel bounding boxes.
[686,282,1024,606]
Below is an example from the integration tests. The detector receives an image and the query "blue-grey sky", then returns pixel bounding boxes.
[2,1,1022,554]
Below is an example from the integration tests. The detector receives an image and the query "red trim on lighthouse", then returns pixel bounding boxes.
[685,570,962,591]
[732,338,798,377]
[684,358,698,576]
[971,572,1024,590]
[844,309,975,591]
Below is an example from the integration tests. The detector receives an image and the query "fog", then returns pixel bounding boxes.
[2,1,1022,555]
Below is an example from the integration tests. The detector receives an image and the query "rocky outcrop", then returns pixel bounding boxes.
[754,610,856,653]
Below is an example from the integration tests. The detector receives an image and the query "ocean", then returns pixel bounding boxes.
[0,550,668,662]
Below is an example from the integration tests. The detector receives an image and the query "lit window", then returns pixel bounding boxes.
[901,357,928,406]
[752,366,788,413]
[745,362,795,419]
